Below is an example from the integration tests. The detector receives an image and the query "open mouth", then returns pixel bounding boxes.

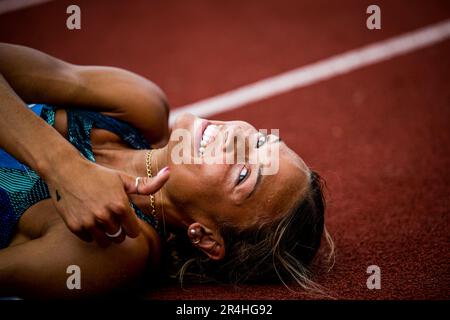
[195,119,209,156]
[197,122,222,157]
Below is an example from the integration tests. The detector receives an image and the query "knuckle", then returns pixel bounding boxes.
[111,202,128,215]
[95,210,111,222]
[82,218,96,230]
[66,219,82,233]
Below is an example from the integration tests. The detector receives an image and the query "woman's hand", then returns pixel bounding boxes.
[46,159,170,247]
[0,43,171,247]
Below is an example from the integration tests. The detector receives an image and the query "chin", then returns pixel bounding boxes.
[171,112,198,133]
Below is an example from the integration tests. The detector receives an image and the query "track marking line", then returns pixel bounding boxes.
[0,0,52,15]
[170,19,450,123]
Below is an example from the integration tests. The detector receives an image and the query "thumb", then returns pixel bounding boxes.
[121,166,170,195]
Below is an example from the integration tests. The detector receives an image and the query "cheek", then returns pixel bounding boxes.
[166,163,226,205]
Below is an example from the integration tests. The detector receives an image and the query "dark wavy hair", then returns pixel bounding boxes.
[164,170,334,290]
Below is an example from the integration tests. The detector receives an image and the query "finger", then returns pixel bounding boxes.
[97,216,125,244]
[88,224,112,248]
[121,167,170,195]
[61,214,94,243]
[100,217,126,244]
[108,228,126,243]
[138,167,170,195]
[116,204,141,239]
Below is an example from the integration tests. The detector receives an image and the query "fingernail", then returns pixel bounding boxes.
[157,166,170,176]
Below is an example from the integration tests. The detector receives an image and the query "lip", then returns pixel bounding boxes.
[195,118,210,156]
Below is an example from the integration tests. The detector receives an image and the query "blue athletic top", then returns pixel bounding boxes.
[0,104,158,248]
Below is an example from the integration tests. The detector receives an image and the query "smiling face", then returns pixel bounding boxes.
[165,113,311,230]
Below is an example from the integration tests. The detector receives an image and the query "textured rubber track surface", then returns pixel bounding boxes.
[0,0,449,299]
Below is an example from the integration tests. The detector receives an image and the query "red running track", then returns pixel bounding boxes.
[0,0,449,299]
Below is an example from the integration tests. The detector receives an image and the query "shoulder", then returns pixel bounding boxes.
[6,207,164,298]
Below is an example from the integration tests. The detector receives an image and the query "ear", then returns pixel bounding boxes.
[187,222,225,260]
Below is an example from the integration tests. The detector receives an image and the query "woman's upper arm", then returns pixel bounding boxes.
[0,43,170,145]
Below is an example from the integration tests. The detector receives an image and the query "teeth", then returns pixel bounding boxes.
[199,124,220,156]
[204,125,216,136]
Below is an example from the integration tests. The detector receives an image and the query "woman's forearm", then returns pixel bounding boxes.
[0,73,84,180]
[0,42,94,178]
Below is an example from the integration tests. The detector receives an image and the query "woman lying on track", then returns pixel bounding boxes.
[0,43,333,298]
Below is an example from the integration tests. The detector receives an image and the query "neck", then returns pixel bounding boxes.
[95,145,191,234]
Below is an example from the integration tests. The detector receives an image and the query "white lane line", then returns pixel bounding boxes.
[0,0,52,15]
[170,19,450,124]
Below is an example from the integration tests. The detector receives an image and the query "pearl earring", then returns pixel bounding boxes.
[190,228,201,245]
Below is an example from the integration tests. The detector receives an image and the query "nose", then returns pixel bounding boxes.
[222,125,252,162]
[222,124,237,153]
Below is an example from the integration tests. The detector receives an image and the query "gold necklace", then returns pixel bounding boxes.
[145,150,158,228]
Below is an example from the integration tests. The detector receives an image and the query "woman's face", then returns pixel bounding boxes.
[165,113,311,229]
